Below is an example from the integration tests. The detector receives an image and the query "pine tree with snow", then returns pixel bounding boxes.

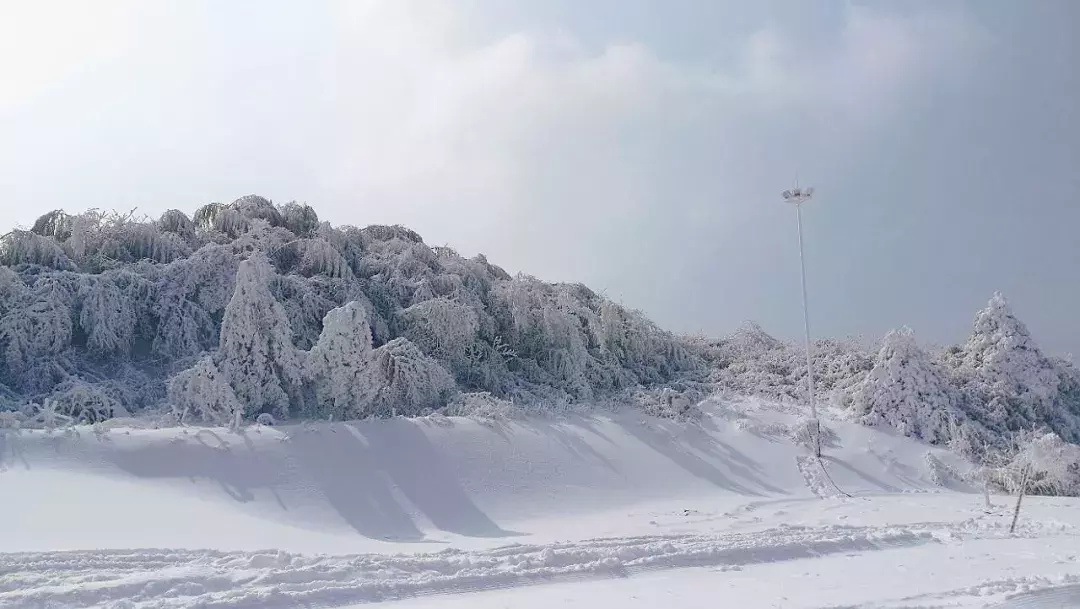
[217,253,304,420]
[852,327,966,445]
[306,301,381,420]
[949,293,1077,440]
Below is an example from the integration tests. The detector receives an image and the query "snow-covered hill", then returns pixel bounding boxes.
[4,201,1080,467]
[4,398,1079,608]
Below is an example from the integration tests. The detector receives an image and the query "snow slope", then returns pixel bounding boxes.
[2,398,1079,608]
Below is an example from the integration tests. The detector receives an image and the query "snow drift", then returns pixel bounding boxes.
[0,399,972,555]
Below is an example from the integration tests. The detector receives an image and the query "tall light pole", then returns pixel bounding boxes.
[782,185,821,458]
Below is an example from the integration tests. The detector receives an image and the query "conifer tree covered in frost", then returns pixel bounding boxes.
[217,253,304,419]
[852,327,967,445]
[946,293,1080,441]
[306,301,381,420]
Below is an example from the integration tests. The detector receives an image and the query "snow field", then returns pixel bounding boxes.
[1,399,1078,608]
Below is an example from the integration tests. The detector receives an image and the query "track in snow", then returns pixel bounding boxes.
[0,525,937,609]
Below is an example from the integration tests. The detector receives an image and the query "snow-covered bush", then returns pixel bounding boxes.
[790,418,840,450]
[697,322,872,404]
[852,327,966,445]
[167,356,244,427]
[444,392,520,420]
[306,301,381,420]
[372,337,456,416]
[625,385,704,419]
[994,431,1080,496]
[398,297,479,377]
[49,379,120,424]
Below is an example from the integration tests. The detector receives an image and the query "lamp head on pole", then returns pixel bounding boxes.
[782,186,814,205]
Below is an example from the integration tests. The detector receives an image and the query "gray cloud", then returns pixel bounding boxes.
[6,1,1075,355]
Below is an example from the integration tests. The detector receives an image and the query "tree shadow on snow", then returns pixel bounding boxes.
[0,430,31,471]
[617,417,787,497]
[354,420,523,540]
[286,424,431,542]
[821,456,902,493]
[106,433,287,505]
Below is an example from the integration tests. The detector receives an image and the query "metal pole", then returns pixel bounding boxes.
[795,202,820,457]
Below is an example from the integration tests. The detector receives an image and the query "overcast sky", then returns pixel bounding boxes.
[1,1,1078,354]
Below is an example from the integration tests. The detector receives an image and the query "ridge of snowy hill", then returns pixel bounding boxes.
[4,398,1080,608]
[3,200,1080,468]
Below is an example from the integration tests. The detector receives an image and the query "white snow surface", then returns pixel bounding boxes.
[2,398,1079,608]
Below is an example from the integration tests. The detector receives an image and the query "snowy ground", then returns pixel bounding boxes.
[2,399,1078,608]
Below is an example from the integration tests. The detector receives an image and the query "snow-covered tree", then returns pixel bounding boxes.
[948,293,1075,438]
[0,276,75,392]
[398,297,479,376]
[852,327,966,445]
[217,253,303,419]
[0,230,75,270]
[157,209,196,240]
[152,244,238,358]
[231,195,282,227]
[79,271,153,355]
[167,355,244,428]
[279,202,319,238]
[31,210,74,241]
[306,301,381,420]
[274,238,353,279]
[372,337,456,416]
